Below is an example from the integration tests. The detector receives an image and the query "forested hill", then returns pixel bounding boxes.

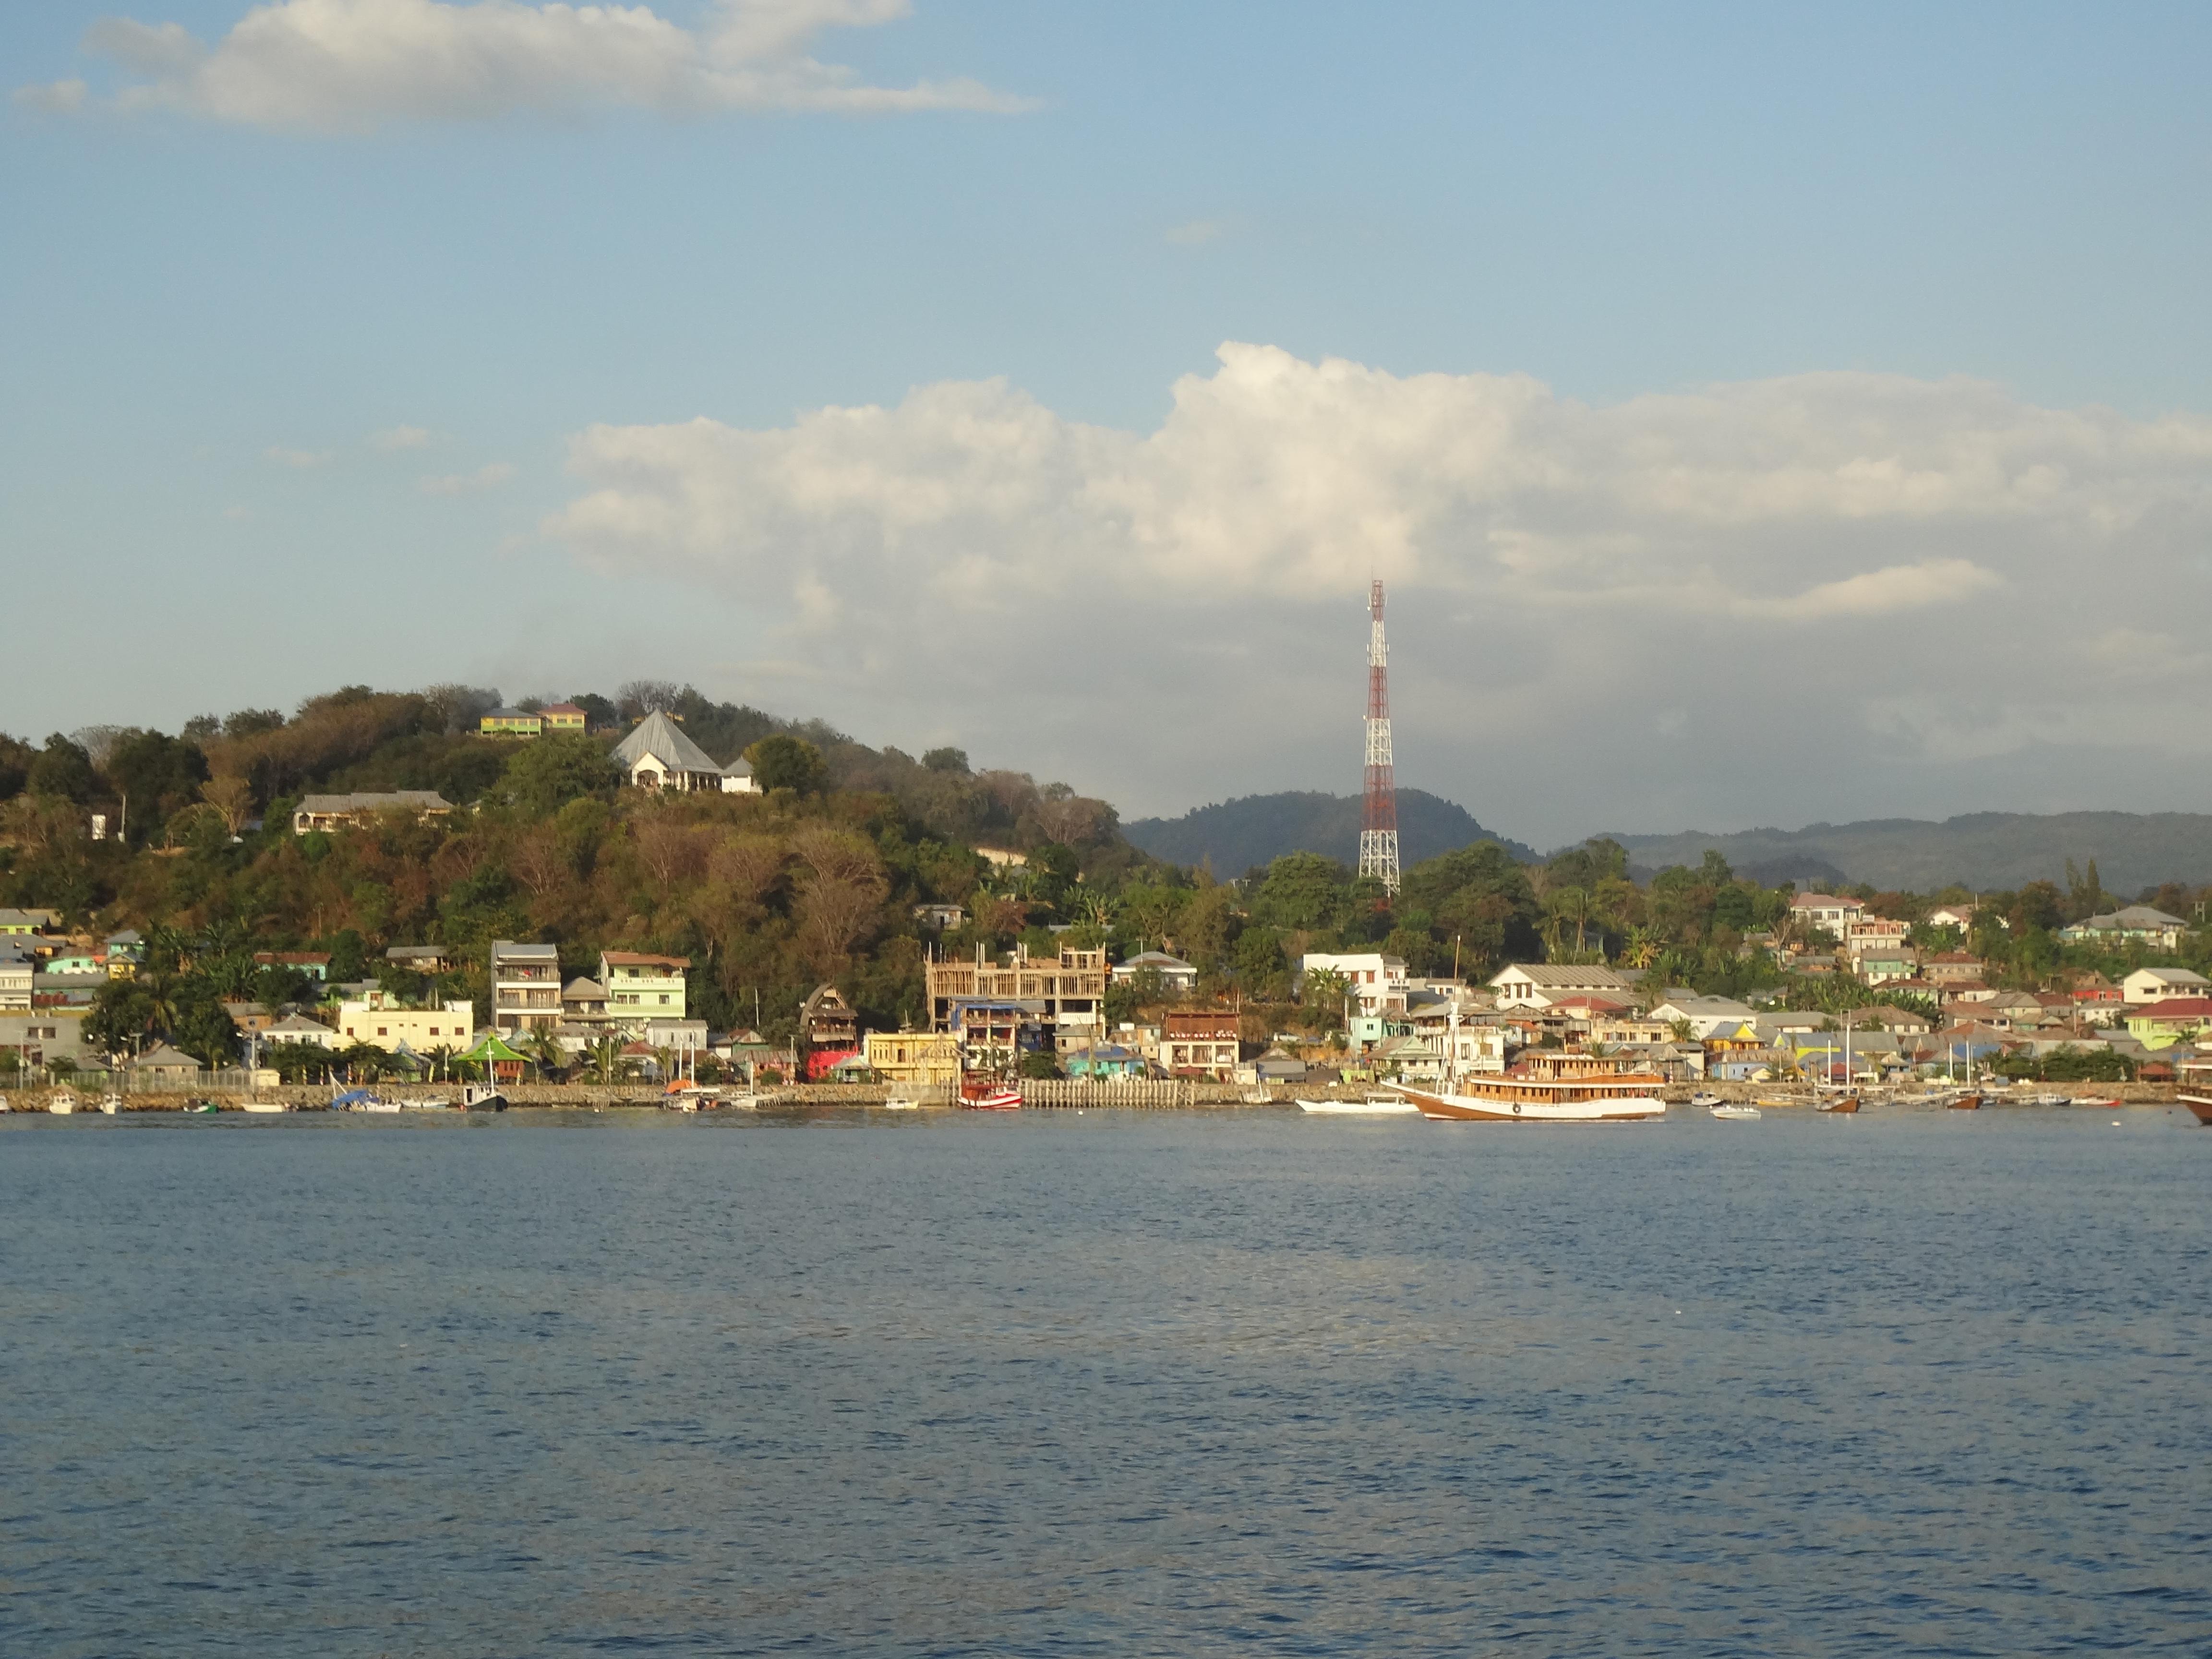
[1124,790,1538,878]
[1603,812,2212,896]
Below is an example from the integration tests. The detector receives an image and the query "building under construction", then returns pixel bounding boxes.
[925,942,1109,1058]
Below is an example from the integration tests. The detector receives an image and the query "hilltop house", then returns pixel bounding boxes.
[540,702,589,733]
[479,707,543,737]
[613,711,756,793]
[1790,893,1866,934]
[291,792,454,835]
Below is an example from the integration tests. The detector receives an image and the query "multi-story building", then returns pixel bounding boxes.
[0,940,34,1011]
[1486,962,1635,1012]
[1790,893,1867,933]
[1298,952,1411,1018]
[863,1029,963,1088]
[490,940,562,1034]
[1159,1010,1241,1079]
[599,952,688,1025]
[336,993,476,1053]
[926,943,1107,1055]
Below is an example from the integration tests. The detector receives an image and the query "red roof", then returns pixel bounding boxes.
[2126,998,2212,1020]
[1553,995,1628,1014]
[601,952,691,969]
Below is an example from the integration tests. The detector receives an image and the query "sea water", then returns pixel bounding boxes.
[1,1107,2206,1656]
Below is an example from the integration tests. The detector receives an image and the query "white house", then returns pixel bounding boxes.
[1111,951,1200,995]
[2123,966,2211,1005]
[1926,904,1977,933]
[336,994,476,1053]
[1297,952,1409,1017]
[1487,962,1637,1010]
[1790,893,1865,933]
[2063,907,2190,952]
[613,711,756,793]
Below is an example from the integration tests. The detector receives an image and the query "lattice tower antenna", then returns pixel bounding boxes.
[1357,579,1401,894]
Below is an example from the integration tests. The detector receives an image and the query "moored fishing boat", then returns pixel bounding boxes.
[1814,1094,1859,1114]
[1688,1091,1723,1109]
[961,1088,1022,1112]
[49,1090,78,1115]
[2179,1094,2212,1126]
[1710,1102,1761,1120]
[462,1083,507,1112]
[1296,1095,1420,1114]
[1947,1092,1982,1110]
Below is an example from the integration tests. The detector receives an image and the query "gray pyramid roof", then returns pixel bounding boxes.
[613,711,723,776]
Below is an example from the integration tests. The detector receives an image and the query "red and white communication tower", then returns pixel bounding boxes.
[1358,579,1401,894]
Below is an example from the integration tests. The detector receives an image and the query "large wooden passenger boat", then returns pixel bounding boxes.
[1389,1049,1665,1123]
[2179,1094,2212,1127]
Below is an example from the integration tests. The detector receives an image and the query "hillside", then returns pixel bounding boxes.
[1603,812,2212,896]
[1124,789,1538,877]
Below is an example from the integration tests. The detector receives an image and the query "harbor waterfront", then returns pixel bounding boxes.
[3,1108,2208,1656]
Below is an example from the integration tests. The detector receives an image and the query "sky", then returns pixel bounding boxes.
[6,0,2212,851]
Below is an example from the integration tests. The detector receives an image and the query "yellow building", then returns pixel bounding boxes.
[479,707,543,737]
[863,1029,963,1087]
[337,994,477,1053]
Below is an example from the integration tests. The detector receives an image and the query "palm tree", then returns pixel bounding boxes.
[587,1035,627,1085]
[1621,926,1662,970]
[525,1027,565,1082]
[1301,966,1351,1029]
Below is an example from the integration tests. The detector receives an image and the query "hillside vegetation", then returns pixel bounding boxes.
[1124,788,1537,877]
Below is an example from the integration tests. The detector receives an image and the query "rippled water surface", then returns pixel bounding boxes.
[2,1107,2208,1656]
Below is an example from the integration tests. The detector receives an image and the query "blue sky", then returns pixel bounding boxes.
[7,1,2212,846]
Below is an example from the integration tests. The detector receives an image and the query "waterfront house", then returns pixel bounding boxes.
[0,1009,89,1070]
[489,940,562,1034]
[2122,966,2210,1005]
[1160,1010,1241,1079]
[600,951,689,1025]
[291,792,455,835]
[560,977,613,1027]
[130,1042,202,1088]
[926,942,1106,1052]
[337,993,476,1054]
[264,1012,339,1049]
[1067,1043,1150,1080]
[863,1028,963,1087]
[799,983,862,1078]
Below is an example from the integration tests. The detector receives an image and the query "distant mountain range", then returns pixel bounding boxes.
[1602,812,2212,897]
[1122,789,1539,876]
[1124,793,2212,897]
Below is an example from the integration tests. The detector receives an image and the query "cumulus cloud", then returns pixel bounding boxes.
[22,0,1031,132]
[542,344,2212,840]
[13,78,88,112]
[421,461,516,494]
[372,424,432,450]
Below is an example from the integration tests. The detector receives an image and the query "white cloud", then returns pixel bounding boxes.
[1165,219,1222,246]
[22,0,1031,132]
[372,424,432,450]
[421,461,516,494]
[541,344,2212,840]
[13,78,87,112]
[264,445,334,467]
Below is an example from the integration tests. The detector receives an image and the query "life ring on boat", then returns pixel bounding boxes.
[1512,1102,1521,1114]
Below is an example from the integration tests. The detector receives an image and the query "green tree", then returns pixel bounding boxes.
[921,746,970,773]
[105,729,211,842]
[1250,852,1350,932]
[745,734,829,794]
[501,732,620,817]
[1234,926,1289,998]
[27,734,96,802]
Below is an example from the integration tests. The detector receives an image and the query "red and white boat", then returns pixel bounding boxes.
[1389,1026,1665,1122]
[959,1078,1022,1112]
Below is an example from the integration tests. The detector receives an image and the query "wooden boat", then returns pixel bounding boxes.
[180,1099,221,1115]
[961,1089,1022,1112]
[2178,1094,2212,1126]
[462,1083,508,1112]
[1388,1052,1666,1122]
[1813,1094,1859,1114]
[1296,1095,1420,1115]
[1948,1092,1982,1110]
[2073,1095,2122,1109]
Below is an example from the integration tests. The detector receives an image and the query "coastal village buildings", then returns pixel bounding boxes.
[1297,952,1409,1018]
[2122,967,2209,1005]
[1159,1010,1240,1079]
[600,952,688,1022]
[862,1029,963,1088]
[490,940,562,1034]
[1790,893,1866,933]
[1488,963,1638,1010]
[925,943,1108,1057]
[291,792,455,835]
[337,993,476,1054]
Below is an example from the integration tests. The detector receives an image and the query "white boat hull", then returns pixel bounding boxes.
[1392,1084,1666,1122]
[1296,1097,1420,1115]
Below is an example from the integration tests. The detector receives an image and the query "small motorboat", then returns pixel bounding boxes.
[48,1091,79,1115]
[461,1084,508,1112]
[961,1089,1022,1112]
[2073,1095,2122,1109]
[403,1097,454,1111]
[1688,1091,1723,1109]
[0,1094,10,1113]
[98,1094,123,1115]
[332,1089,402,1113]
[1295,1095,1420,1114]
[2178,1094,2212,1126]
[881,1095,920,1111]
[1710,1103,1761,1120]
[180,1100,221,1115]
[240,1097,290,1113]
